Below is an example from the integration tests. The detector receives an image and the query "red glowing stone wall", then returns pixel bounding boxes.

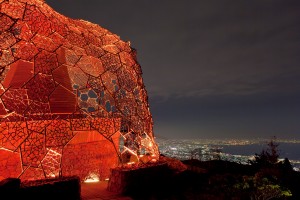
[0,0,159,181]
[62,130,120,181]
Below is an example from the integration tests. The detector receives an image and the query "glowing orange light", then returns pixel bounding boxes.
[84,173,100,183]
[0,147,14,152]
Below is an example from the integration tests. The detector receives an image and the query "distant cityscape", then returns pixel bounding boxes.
[156,138,300,171]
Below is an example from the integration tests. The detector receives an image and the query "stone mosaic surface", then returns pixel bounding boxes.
[0,0,158,181]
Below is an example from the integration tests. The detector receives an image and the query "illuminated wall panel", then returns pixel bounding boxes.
[0,0,158,181]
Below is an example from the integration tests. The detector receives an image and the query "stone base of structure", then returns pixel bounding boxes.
[107,163,171,194]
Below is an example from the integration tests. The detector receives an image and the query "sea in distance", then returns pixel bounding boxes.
[221,143,300,161]
[156,138,300,170]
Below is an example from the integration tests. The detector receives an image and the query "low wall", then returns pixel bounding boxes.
[107,163,172,195]
[0,176,81,200]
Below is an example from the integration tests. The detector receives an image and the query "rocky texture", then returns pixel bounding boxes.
[62,134,119,181]
[0,0,158,181]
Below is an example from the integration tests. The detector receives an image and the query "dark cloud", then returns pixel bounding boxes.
[151,92,300,139]
[46,0,300,139]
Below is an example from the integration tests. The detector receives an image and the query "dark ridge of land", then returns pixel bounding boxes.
[124,157,300,200]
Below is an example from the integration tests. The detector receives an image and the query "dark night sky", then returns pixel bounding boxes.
[47,0,300,139]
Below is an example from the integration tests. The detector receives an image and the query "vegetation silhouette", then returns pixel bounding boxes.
[133,138,299,199]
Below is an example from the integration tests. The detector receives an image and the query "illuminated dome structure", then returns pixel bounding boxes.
[0,0,158,181]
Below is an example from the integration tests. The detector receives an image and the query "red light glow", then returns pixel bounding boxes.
[0,0,159,181]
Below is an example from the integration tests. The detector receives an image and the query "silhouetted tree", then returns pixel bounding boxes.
[250,137,280,168]
[282,158,293,172]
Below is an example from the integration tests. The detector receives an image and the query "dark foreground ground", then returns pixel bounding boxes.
[1,158,299,200]
[123,158,300,200]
